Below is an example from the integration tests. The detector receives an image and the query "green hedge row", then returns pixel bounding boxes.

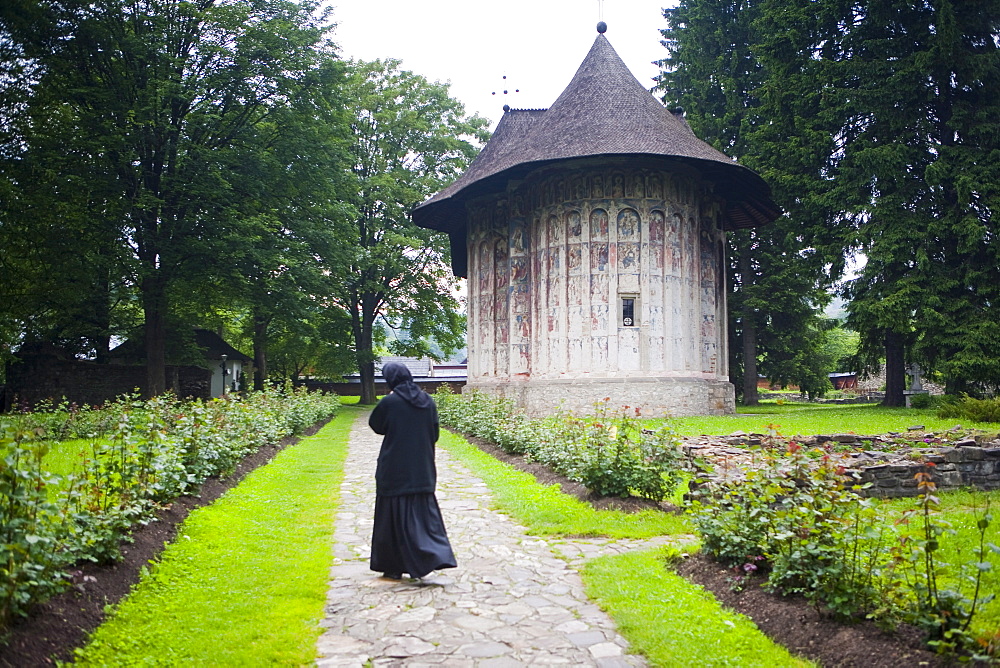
[0,386,340,630]
[433,387,685,501]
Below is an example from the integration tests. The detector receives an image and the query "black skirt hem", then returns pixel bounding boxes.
[370,492,456,579]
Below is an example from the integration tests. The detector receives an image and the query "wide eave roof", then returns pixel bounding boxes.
[412,32,781,270]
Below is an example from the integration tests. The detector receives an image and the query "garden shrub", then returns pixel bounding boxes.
[890,471,997,657]
[908,392,934,409]
[574,402,682,500]
[689,444,999,660]
[0,386,340,629]
[434,389,685,501]
[689,442,888,619]
[937,394,1000,424]
[0,424,73,629]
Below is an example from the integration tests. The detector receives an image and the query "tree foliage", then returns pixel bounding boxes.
[659,0,839,403]
[834,0,1000,398]
[328,59,488,404]
[660,0,1000,401]
[0,0,341,393]
[1,3,485,399]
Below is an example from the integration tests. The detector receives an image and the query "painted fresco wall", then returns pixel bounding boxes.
[465,163,733,416]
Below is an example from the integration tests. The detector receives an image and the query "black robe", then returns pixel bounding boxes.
[368,392,456,578]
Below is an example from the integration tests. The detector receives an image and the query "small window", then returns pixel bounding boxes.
[621,295,637,327]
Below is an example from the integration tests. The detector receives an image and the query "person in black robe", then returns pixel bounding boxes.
[368,362,457,580]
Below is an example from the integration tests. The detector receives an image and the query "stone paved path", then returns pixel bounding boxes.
[316,413,678,667]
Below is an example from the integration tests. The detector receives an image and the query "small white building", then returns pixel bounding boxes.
[194,329,251,397]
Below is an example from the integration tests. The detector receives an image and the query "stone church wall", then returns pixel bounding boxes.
[465,161,734,417]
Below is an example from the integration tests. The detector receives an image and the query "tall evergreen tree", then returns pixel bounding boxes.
[836,0,1000,399]
[662,0,1000,402]
[659,0,840,404]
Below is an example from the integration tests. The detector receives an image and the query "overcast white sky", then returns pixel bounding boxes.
[329,1,676,130]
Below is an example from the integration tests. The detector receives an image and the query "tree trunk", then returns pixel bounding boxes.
[883,330,906,407]
[93,276,112,363]
[742,316,759,406]
[142,272,167,398]
[358,357,377,405]
[353,296,378,405]
[739,251,759,406]
[253,310,270,392]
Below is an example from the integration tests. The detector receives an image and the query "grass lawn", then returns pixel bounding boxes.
[666,402,999,437]
[438,428,809,666]
[73,408,358,666]
[41,437,94,477]
[584,549,813,667]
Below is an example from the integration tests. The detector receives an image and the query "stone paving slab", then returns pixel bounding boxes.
[316,414,678,667]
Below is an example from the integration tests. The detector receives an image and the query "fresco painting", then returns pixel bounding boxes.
[568,245,582,271]
[462,166,736,391]
[590,208,609,238]
[617,208,639,237]
[591,243,609,272]
[618,243,639,271]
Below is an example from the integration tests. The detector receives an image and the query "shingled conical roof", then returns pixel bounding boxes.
[413,29,781,274]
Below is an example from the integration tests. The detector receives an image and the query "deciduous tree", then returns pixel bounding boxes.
[1,0,336,395]
[331,59,488,404]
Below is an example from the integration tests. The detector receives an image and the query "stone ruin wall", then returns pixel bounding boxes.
[685,432,1000,499]
[464,162,734,417]
[854,446,1000,497]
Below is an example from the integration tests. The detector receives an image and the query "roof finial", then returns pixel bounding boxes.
[596,0,606,33]
[491,74,520,109]
[597,21,607,34]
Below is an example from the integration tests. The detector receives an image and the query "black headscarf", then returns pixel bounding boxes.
[382,362,433,409]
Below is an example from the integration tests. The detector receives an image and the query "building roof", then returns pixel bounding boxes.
[412,29,781,276]
[377,356,432,378]
[108,328,252,364]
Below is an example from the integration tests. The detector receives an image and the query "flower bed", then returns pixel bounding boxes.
[689,441,999,661]
[0,386,340,630]
[434,387,686,501]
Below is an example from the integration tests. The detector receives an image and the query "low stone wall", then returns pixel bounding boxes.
[683,430,1000,498]
[856,446,1000,497]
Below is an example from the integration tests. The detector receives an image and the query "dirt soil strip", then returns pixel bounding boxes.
[675,556,945,668]
[453,430,950,668]
[0,420,329,668]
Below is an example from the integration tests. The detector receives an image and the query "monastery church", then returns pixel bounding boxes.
[413,24,780,417]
